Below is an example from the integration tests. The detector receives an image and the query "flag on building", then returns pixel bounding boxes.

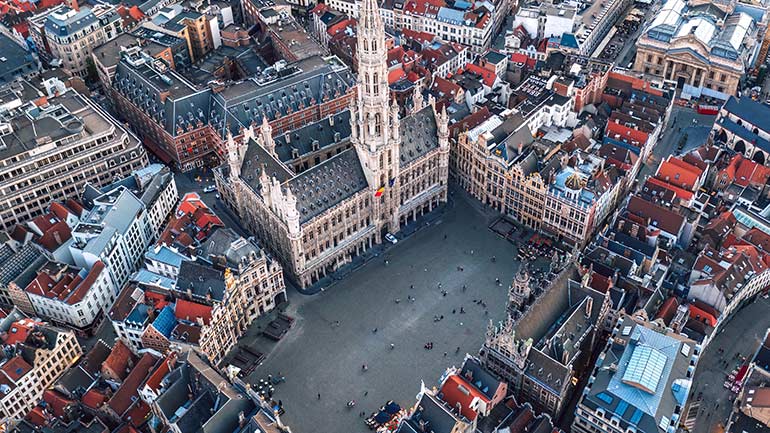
[374,186,385,197]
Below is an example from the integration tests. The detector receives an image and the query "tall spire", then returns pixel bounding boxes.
[354,0,390,149]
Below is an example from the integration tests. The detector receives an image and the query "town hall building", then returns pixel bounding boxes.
[215,0,450,287]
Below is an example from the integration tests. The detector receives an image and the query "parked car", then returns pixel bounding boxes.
[385,233,398,244]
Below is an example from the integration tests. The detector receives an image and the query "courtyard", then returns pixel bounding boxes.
[244,194,520,433]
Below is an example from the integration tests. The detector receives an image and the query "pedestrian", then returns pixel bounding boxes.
[318,393,321,400]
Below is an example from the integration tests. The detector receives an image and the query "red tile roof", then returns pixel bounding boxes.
[128,5,143,20]
[388,67,406,84]
[689,302,718,326]
[439,375,489,421]
[102,340,136,381]
[143,352,176,393]
[310,3,328,14]
[2,319,38,345]
[401,28,434,45]
[26,261,105,305]
[645,177,694,201]
[126,400,151,427]
[429,76,462,100]
[464,63,496,87]
[81,388,109,410]
[26,406,49,426]
[588,272,611,293]
[36,221,72,252]
[655,297,679,324]
[1,355,32,381]
[174,299,212,325]
[43,389,74,418]
[108,353,158,416]
[655,157,701,191]
[627,196,685,235]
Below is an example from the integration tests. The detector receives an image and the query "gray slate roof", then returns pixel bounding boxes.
[288,148,368,224]
[273,111,352,163]
[400,105,439,166]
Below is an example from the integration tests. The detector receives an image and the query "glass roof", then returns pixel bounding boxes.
[622,344,668,394]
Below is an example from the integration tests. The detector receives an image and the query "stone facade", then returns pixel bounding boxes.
[215,0,449,288]
[634,0,763,95]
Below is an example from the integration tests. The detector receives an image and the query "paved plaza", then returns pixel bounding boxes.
[690,296,770,433]
[247,195,519,433]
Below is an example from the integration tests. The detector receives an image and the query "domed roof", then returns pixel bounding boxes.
[565,172,585,190]
[514,267,529,283]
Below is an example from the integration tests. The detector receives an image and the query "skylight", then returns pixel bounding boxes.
[622,344,668,394]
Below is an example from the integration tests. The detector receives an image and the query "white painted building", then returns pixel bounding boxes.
[0,315,82,420]
[69,165,177,291]
[24,260,115,331]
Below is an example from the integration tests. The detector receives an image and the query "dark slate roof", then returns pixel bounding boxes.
[200,228,262,269]
[460,357,502,399]
[209,55,356,137]
[55,365,95,396]
[273,110,352,163]
[45,7,99,37]
[724,97,770,131]
[176,261,226,302]
[113,60,211,137]
[239,137,294,193]
[525,348,570,394]
[401,392,462,433]
[288,148,368,223]
[0,33,38,84]
[484,51,507,64]
[400,105,439,166]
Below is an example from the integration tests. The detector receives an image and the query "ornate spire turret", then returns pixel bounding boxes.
[508,266,531,312]
[260,116,275,157]
[412,80,424,114]
[226,130,241,180]
[350,0,402,238]
[352,0,391,151]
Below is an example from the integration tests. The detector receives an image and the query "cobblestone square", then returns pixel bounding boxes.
[247,196,519,433]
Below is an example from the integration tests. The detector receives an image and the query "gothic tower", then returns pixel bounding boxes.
[351,0,401,238]
[508,266,531,312]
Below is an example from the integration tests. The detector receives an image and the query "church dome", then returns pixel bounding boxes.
[565,172,585,191]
